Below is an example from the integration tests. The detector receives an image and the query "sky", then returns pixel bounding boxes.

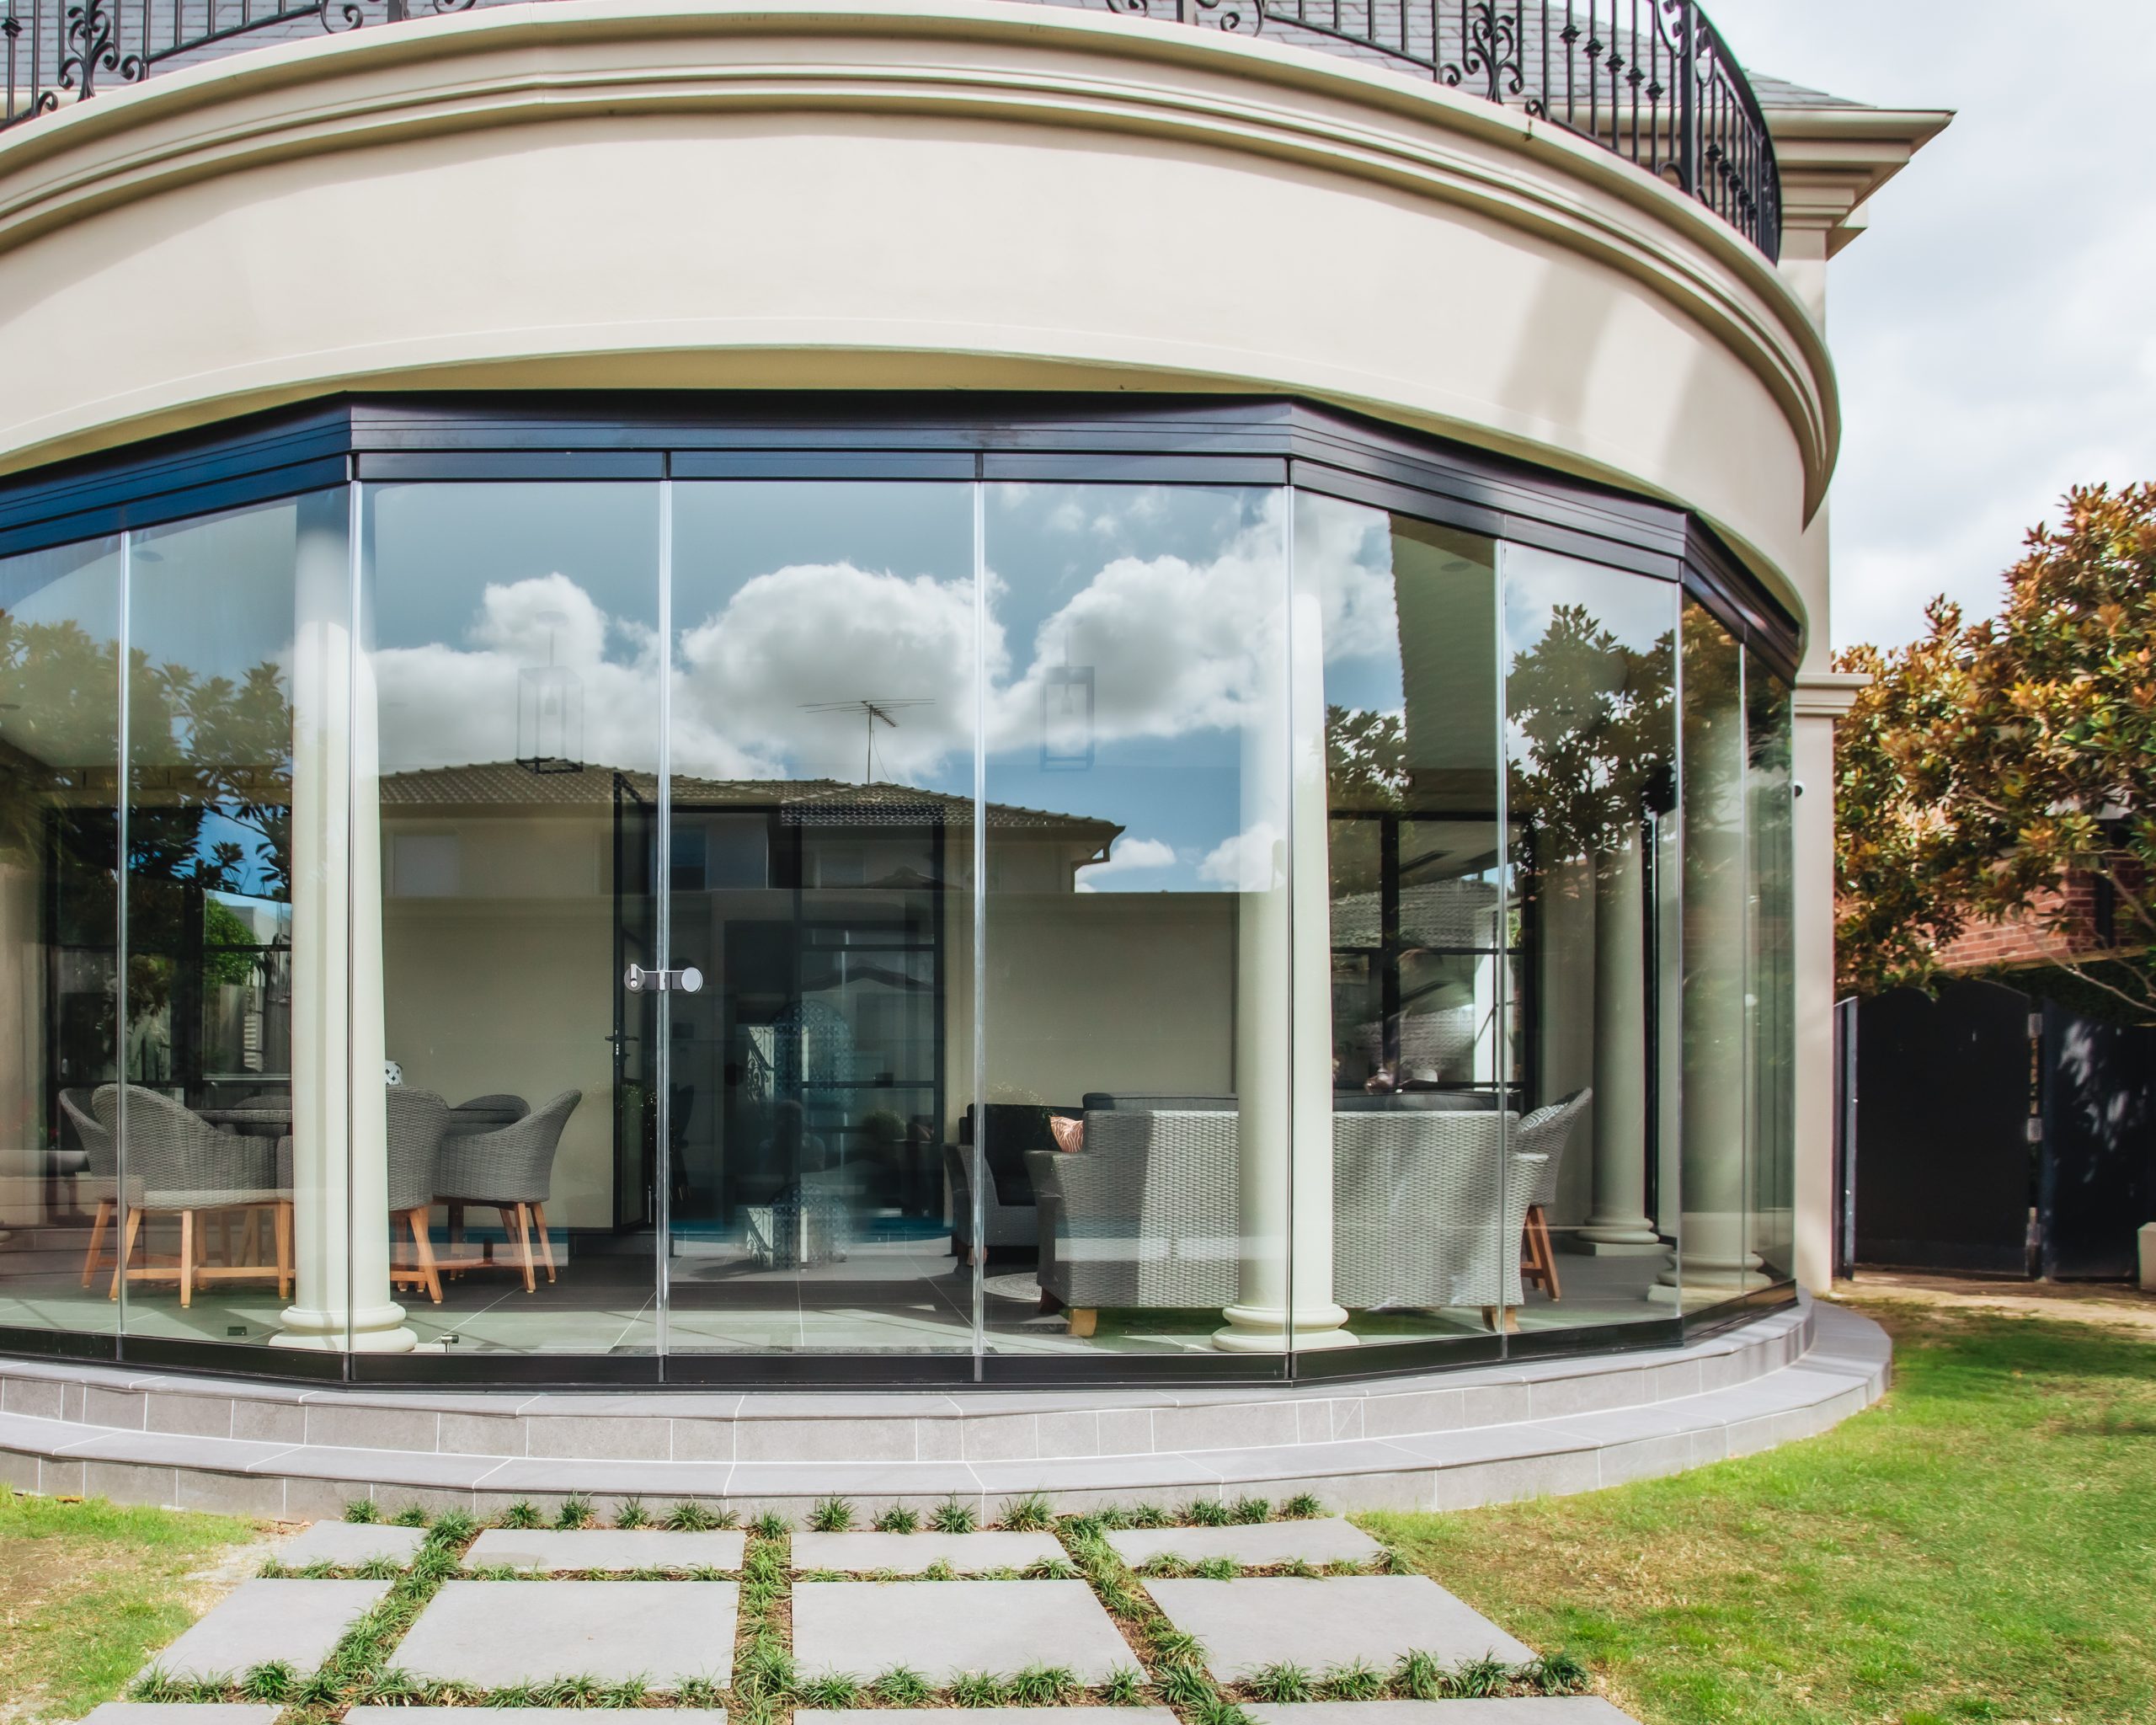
[1706,0,2156,651]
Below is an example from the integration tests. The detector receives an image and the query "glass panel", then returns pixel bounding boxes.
[363,482,662,1355]
[120,502,328,1347]
[0,537,122,1338]
[1746,653,1796,1286]
[1309,494,1511,1348]
[978,482,1294,1357]
[667,482,975,1354]
[1502,546,1678,1330]
[1676,600,1753,1307]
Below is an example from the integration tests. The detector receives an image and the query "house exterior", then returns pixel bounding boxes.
[0,0,1945,1393]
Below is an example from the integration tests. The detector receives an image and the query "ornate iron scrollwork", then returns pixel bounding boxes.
[1444,2,1524,102]
[59,0,143,98]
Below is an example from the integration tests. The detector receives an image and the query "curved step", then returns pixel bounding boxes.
[0,1300,1887,1519]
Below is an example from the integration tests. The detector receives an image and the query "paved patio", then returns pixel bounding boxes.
[122,1503,1638,1720]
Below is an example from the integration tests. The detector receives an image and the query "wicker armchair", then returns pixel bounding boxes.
[1026,1108,1240,1338]
[63,1089,120,1287]
[89,1085,287,1306]
[385,1088,450,1304]
[944,1144,1036,1262]
[432,1090,579,1292]
[1513,1087,1591,1300]
[446,1093,528,1135]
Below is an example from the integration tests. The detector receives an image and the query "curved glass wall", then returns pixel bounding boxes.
[0,448,1798,1378]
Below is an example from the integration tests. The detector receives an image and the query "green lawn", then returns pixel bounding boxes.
[1365,1301,2156,1725]
[0,1487,259,1719]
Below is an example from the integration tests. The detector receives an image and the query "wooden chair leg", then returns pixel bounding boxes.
[531,1203,556,1284]
[510,1204,536,1293]
[408,1210,442,1305]
[179,1210,196,1308]
[1533,1208,1562,1300]
[110,1207,142,1300]
[1067,1307,1098,1339]
[81,1197,113,1288]
[275,1202,293,1301]
[1481,1304,1520,1334]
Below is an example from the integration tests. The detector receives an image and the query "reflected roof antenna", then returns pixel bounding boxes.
[801,697,931,782]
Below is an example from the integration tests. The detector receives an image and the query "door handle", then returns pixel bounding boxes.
[624,964,703,994]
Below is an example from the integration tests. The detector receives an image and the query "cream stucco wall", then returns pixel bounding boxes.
[0,0,1831,619]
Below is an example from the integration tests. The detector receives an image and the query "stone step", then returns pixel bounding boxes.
[0,1300,1888,1521]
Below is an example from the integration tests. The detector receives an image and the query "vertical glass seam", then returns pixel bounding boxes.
[655,478,675,1367]
[969,473,987,1376]
[1492,541,1511,1358]
[346,480,364,1361]
[113,531,131,1350]
[1670,600,1688,1319]
[1281,483,1297,1367]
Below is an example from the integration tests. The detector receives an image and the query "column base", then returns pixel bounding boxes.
[273,1300,417,1354]
[1564,1236,1671,1258]
[1213,1300,1358,1354]
[1573,1214,1665,1254]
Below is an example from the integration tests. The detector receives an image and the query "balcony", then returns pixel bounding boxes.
[1,0,1781,256]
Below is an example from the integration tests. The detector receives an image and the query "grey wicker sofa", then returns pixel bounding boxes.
[1028,1094,1566,1335]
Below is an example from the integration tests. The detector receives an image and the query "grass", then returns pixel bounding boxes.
[1366,1302,2156,1725]
[0,1487,259,1722]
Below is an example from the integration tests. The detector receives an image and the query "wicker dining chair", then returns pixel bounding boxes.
[62,1090,120,1288]
[431,1090,579,1293]
[385,1087,451,1305]
[89,1085,287,1306]
[1514,1087,1592,1300]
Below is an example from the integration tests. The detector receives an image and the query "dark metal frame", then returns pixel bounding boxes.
[2,0,1780,259]
[0,391,1797,1389]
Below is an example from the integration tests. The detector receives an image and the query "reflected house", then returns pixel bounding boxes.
[0,0,1946,1388]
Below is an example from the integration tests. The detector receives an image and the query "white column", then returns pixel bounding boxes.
[1216,500,1351,1353]
[275,489,413,1354]
[1577,829,1662,1253]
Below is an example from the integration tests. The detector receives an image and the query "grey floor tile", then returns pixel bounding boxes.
[1106,1517,1381,1568]
[1246,1702,1639,1723]
[390,1580,737,1688]
[279,1523,430,1569]
[1143,1576,1534,1681]
[82,1708,283,1725]
[792,1580,1136,1683]
[145,1579,393,1680]
[792,1530,1065,1574]
[462,1529,744,1571]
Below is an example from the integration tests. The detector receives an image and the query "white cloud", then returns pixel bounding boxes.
[1705,0,2156,650]
[1197,821,1285,892]
[1075,835,1178,892]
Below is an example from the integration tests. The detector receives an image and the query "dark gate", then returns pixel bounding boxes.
[1850,980,2035,1275]
[2038,1005,2156,1279]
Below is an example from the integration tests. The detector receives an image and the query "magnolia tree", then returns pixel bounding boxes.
[1834,482,2156,1017]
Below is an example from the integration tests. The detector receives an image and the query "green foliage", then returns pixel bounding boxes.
[999,1492,1054,1531]
[950,1671,1006,1706]
[555,1494,595,1530]
[930,1497,977,1534]
[808,1496,854,1533]
[875,1505,921,1534]
[1102,1665,1145,1705]
[1005,1664,1077,1705]
[1230,1496,1270,1525]
[797,1674,862,1707]
[613,1498,650,1530]
[1836,482,2156,1016]
[1155,1662,1213,1708]
[1248,1662,1315,1702]
[872,1666,935,1706]
[501,1501,543,1530]
[1281,1493,1324,1519]
[344,1499,380,1525]
[751,1511,790,1540]
[388,1503,430,1529]
[1187,1498,1231,1527]
[1322,1659,1385,1701]
[664,1501,721,1531]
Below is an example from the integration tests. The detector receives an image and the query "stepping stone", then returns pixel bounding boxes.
[792,1580,1135,1684]
[462,1528,745,1572]
[83,1710,282,1725]
[1142,1576,1534,1682]
[144,1578,393,1680]
[350,1714,730,1725]
[793,1530,1066,1574]
[280,1523,430,1569]
[1246,1705,1639,1724]
[390,1580,737,1688]
[1106,1518,1382,1569]
[803,1714,1177,1725]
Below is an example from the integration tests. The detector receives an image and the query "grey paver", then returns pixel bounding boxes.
[803,1714,1177,1725]
[83,1709,282,1725]
[1105,1517,1382,1569]
[1143,1576,1534,1681]
[390,1580,736,1688]
[792,1530,1065,1574]
[462,1528,745,1572]
[1246,1703,1640,1724]
[279,1522,430,1569]
[145,1579,393,1680]
[792,1580,1135,1683]
[350,1714,731,1725]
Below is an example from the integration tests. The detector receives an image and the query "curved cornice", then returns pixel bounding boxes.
[0,0,1838,535]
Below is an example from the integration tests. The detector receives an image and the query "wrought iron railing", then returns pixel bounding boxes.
[3,0,1780,258]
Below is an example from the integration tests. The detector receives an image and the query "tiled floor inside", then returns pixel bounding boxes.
[2,1224,1705,1359]
[103,1498,1641,1722]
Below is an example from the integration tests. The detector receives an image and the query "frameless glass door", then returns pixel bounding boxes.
[660,481,976,1355]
